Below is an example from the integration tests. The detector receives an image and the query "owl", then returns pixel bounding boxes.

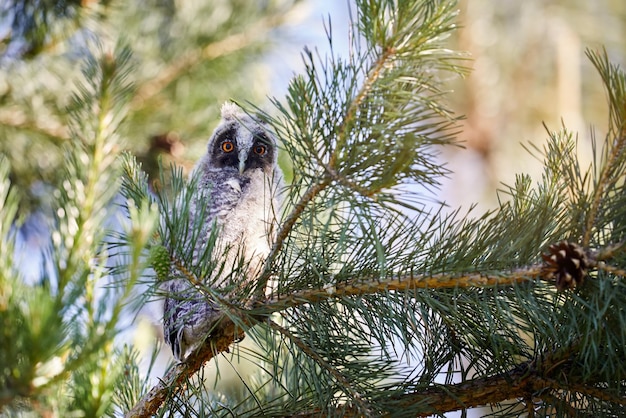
[163,102,283,360]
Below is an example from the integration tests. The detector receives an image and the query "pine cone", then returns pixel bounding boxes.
[541,241,588,290]
[149,244,171,282]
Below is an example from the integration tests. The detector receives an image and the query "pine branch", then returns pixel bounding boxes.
[594,260,626,278]
[582,49,626,246]
[258,2,462,297]
[260,242,626,312]
[276,360,626,417]
[397,370,557,417]
[124,315,246,418]
[592,241,626,261]
[385,363,626,417]
[0,109,69,140]
[129,11,290,110]
[34,43,139,398]
[286,367,537,417]
[125,238,626,416]
[262,267,545,312]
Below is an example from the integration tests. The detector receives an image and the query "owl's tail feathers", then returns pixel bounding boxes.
[168,326,185,361]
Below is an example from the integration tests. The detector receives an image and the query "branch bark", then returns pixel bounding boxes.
[287,362,626,417]
[374,364,625,416]
[262,265,546,312]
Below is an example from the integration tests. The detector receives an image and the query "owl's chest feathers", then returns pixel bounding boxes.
[210,170,273,256]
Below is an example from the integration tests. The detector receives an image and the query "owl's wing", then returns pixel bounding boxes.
[162,173,243,360]
[162,283,185,360]
[163,278,219,360]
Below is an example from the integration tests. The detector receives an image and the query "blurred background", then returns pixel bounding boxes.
[2,0,625,216]
[444,0,625,212]
[1,0,625,415]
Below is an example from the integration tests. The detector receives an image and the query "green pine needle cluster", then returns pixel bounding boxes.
[2,0,626,417]
[0,43,155,416]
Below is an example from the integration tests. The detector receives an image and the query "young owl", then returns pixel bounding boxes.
[163,102,283,360]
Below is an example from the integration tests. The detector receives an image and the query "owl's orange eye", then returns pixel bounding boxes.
[221,141,234,153]
[254,145,266,155]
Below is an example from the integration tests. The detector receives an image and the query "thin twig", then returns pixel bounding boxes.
[582,129,626,246]
[255,177,332,296]
[328,46,395,170]
[591,240,626,262]
[592,261,626,278]
[324,163,380,198]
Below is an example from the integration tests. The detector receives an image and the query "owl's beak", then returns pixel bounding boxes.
[238,157,246,175]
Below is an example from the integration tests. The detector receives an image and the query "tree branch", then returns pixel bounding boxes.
[286,362,626,417]
[124,317,244,418]
[394,366,538,416]
[127,241,626,416]
[389,364,622,417]
[262,266,546,313]
[261,239,626,312]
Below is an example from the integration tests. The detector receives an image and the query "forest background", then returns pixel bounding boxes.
[1,0,626,417]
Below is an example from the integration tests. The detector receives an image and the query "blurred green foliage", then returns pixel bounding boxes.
[0,0,298,215]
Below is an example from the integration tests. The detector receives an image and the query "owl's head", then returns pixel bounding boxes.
[205,102,278,175]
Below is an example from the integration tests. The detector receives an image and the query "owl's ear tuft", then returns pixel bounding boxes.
[220,102,244,121]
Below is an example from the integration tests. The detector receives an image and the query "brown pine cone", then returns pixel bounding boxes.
[541,241,588,290]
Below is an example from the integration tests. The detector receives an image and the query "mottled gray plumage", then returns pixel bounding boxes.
[163,103,283,360]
